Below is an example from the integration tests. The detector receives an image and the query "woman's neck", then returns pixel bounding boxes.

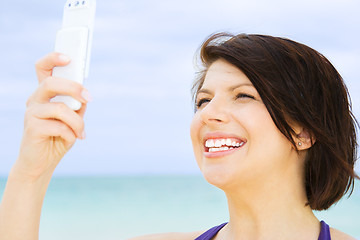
[218,174,320,240]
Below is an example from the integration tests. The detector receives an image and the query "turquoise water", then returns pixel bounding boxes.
[0,176,359,239]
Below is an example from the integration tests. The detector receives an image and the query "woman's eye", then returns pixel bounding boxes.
[196,98,211,108]
[236,93,255,100]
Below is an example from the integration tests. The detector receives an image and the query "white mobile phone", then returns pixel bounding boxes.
[51,0,96,110]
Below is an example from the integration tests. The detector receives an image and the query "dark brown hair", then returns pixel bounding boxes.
[192,33,359,210]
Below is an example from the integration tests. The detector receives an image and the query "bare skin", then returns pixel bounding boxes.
[0,53,88,240]
[0,56,356,240]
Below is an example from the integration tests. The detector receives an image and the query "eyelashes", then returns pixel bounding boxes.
[196,98,211,109]
[195,93,255,109]
[235,93,255,100]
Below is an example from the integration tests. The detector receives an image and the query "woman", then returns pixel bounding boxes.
[0,33,358,240]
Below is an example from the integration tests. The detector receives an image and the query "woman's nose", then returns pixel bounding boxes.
[199,97,230,125]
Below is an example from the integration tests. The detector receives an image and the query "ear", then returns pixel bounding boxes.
[293,127,316,150]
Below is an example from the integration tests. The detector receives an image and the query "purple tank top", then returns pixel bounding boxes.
[195,220,331,240]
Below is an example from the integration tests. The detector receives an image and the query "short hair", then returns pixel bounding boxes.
[192,33,359,210]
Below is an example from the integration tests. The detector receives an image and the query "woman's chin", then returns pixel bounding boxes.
[201,166,237,190]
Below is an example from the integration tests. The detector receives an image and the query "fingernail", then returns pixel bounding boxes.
[59,54,71,62]
[81,89,92,102]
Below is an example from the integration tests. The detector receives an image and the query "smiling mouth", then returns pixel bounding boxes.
[204,138,245,153]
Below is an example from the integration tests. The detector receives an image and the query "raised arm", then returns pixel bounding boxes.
[0,53,90,240]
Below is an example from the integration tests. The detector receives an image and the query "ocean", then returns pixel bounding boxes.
[0,176,359,239]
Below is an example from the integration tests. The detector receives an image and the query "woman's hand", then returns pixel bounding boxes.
[0,53,92,240]
[12,52,91,180]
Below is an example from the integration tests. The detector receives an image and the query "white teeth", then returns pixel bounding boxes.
[205,139,214,148]
[205,138,245,152]
[208,146,232,152]
[209,148,218,152]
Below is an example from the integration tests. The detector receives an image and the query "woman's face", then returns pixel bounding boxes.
[190,59,299,190]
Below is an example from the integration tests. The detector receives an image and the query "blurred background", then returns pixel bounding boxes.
[0,0,359,239]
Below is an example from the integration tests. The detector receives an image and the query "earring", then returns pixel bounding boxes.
[298,142,302,146]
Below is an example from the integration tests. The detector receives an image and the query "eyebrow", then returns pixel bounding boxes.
[197,83,254,95]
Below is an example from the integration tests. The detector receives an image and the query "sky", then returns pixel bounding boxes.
[0,0,359,176]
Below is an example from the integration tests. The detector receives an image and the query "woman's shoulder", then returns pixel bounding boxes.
[330,227,357,240]
[127,230,205,240]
